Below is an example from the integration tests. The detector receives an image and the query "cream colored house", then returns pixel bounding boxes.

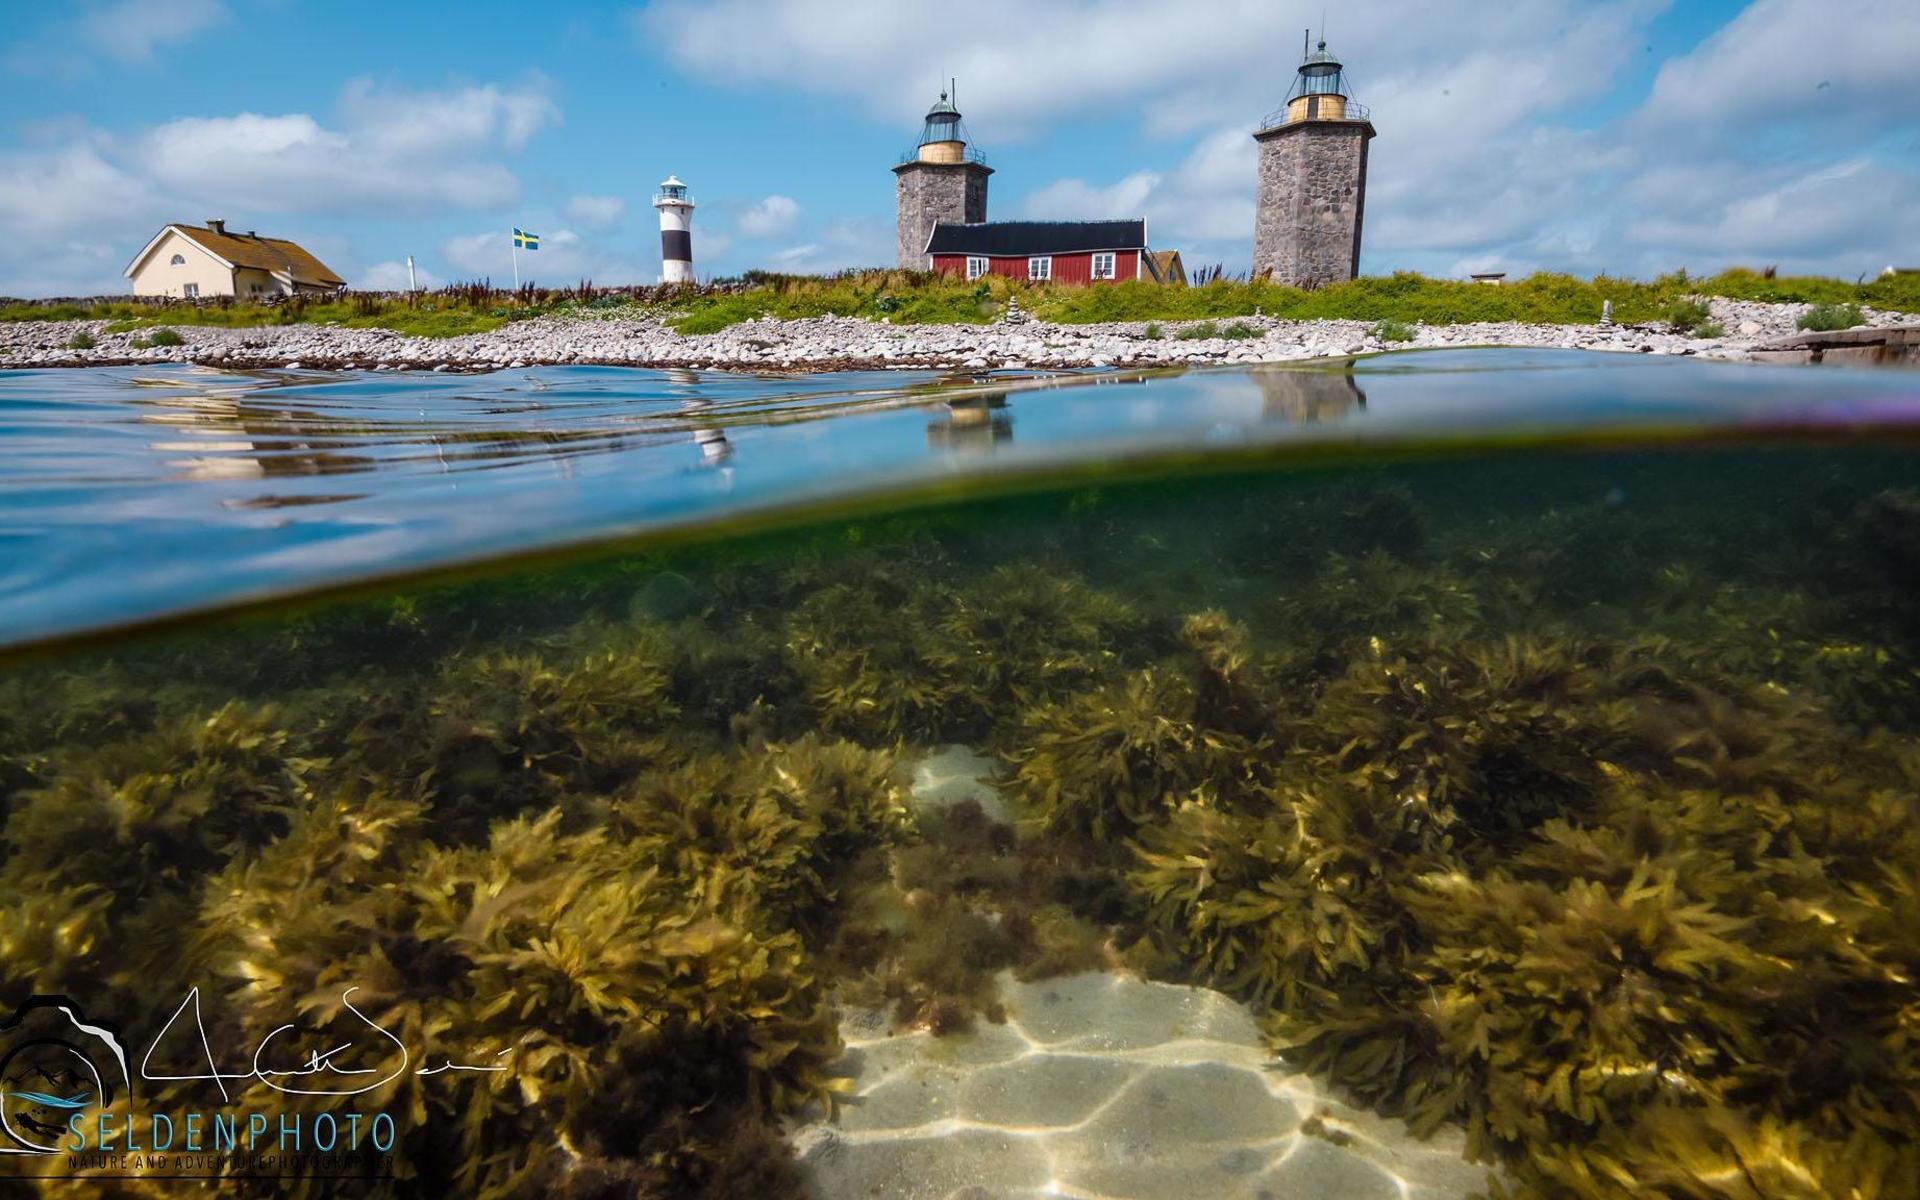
[124,219,345,299]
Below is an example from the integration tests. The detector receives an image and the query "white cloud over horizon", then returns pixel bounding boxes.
[0,77,561,295]
[565,194,628,231]
[646,0,1920,279]
[738,194,800,238]
[2,2,1915,295]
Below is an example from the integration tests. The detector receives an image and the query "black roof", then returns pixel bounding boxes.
[927,220,1146,256]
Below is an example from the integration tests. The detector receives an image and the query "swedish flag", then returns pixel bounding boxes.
[513,228,540,250]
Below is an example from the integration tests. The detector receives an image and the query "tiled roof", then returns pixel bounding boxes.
[928,220,1147,256]
[168,224,345,287]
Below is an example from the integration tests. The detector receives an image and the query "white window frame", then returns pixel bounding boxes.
[1091,251,1117,280]
[170,253,186,266]
[1028,255,1052,282]
[966,255,988,280]
[182,282,199,298]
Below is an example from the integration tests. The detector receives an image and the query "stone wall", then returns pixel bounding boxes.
[1252,122,1371,288]
[894,163,991,269]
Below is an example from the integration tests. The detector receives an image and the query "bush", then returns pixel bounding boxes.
[1696,320,1725,338]
[1175,321,1221,340]
[66,330,95,350]
[146,327,184,346]
[1663,299,1714,335]
[1798,302,1865,332]
[1141,322,1162,340]
[1371,319,1414,343]
[1220,321,1260,340]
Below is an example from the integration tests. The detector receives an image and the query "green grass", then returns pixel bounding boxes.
[4,266,1915,339]
[1797,302,1866,332]
[1371,319,1415,343]
[66,331,95,350]
[1174,321,1220,340]
[1141,322,1163,340]
[666,270,1000,334]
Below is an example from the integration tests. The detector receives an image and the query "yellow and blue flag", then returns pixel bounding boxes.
[513,228,539,250]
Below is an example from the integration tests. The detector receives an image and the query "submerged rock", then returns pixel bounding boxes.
[790,972,1494,1200]
[908,745,1010,824]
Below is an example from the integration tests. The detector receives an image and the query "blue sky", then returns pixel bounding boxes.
[0,0,1915,296]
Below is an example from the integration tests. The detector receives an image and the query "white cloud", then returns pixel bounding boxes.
[81,0,226,61]
[1640,0,1920,134]
[565,194,628,231]
[0,77,558,293]
[738,194,800,237]
[359,259,443,291]
[441,228,651,285]
[5,0,228,74]
[334,77,560,155]
[641,0,1655,139]
[757,217,891,274]
[636,0,1901,278]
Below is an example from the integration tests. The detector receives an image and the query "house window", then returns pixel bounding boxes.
[1091,252,1117,280]
[170,254,186,266]
[966,256,988,280]
[1028,256,1051,282]
[183,283,199,298]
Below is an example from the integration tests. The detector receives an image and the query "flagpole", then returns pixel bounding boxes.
[510,230,520,291]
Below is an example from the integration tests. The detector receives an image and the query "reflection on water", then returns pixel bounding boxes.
[927,393,1013,453]
[0,351,1915,647]
[1253,364,1366,424]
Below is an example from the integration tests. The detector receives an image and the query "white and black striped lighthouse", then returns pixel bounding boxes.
[653,175,695,284]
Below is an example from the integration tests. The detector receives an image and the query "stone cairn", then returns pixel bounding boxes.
[1003,295,1031,326]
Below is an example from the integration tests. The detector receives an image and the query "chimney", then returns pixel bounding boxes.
[207,218,226,235]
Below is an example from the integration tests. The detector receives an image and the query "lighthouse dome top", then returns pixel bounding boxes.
[1263,33,1370,128]
[1299,39,1342,78]
[653,176,694,207]
[907,87,988,165]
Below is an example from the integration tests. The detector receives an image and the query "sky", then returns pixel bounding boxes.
[0,0,1915,296]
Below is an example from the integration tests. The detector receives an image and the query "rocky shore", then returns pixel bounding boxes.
[0,296,1907,374]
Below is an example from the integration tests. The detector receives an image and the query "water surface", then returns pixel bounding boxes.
[2,350,1915,647]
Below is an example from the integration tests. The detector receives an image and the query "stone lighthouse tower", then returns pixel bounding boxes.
[654,175,696,284]
[893,88,991,269]
[1252,35,1376,287]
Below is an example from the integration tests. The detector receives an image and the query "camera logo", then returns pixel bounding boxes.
[0,996,130,1156]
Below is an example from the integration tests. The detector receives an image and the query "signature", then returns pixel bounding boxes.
[139,987,508,1101]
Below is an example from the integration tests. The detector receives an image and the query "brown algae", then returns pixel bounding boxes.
[0,447,1917,1198]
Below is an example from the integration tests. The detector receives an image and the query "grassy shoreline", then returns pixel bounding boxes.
[3,268,1915,340]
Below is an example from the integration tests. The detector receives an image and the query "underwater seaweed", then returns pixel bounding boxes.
[3,449,1920,1200]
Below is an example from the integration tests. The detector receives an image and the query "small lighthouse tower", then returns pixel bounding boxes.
[893,88,991,270]
[653,175,696,284]
[1252,34,1376,288]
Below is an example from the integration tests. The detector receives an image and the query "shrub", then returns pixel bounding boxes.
[1371,319,1414,343]
[1696,320,1725,338]
[1663,299,1714,335]
[66,330,96,350]
[1798,302,1865,332]
[1220,321,1260,340]
[1175,320,1221,340]
[145,326,184,346]
[1141,322,1163,339]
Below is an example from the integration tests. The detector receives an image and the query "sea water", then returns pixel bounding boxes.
[0,354,1916,1199]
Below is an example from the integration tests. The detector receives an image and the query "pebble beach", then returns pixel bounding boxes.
[1,296,1906,374]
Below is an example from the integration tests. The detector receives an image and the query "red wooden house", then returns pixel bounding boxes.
[927,220,1173,285]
